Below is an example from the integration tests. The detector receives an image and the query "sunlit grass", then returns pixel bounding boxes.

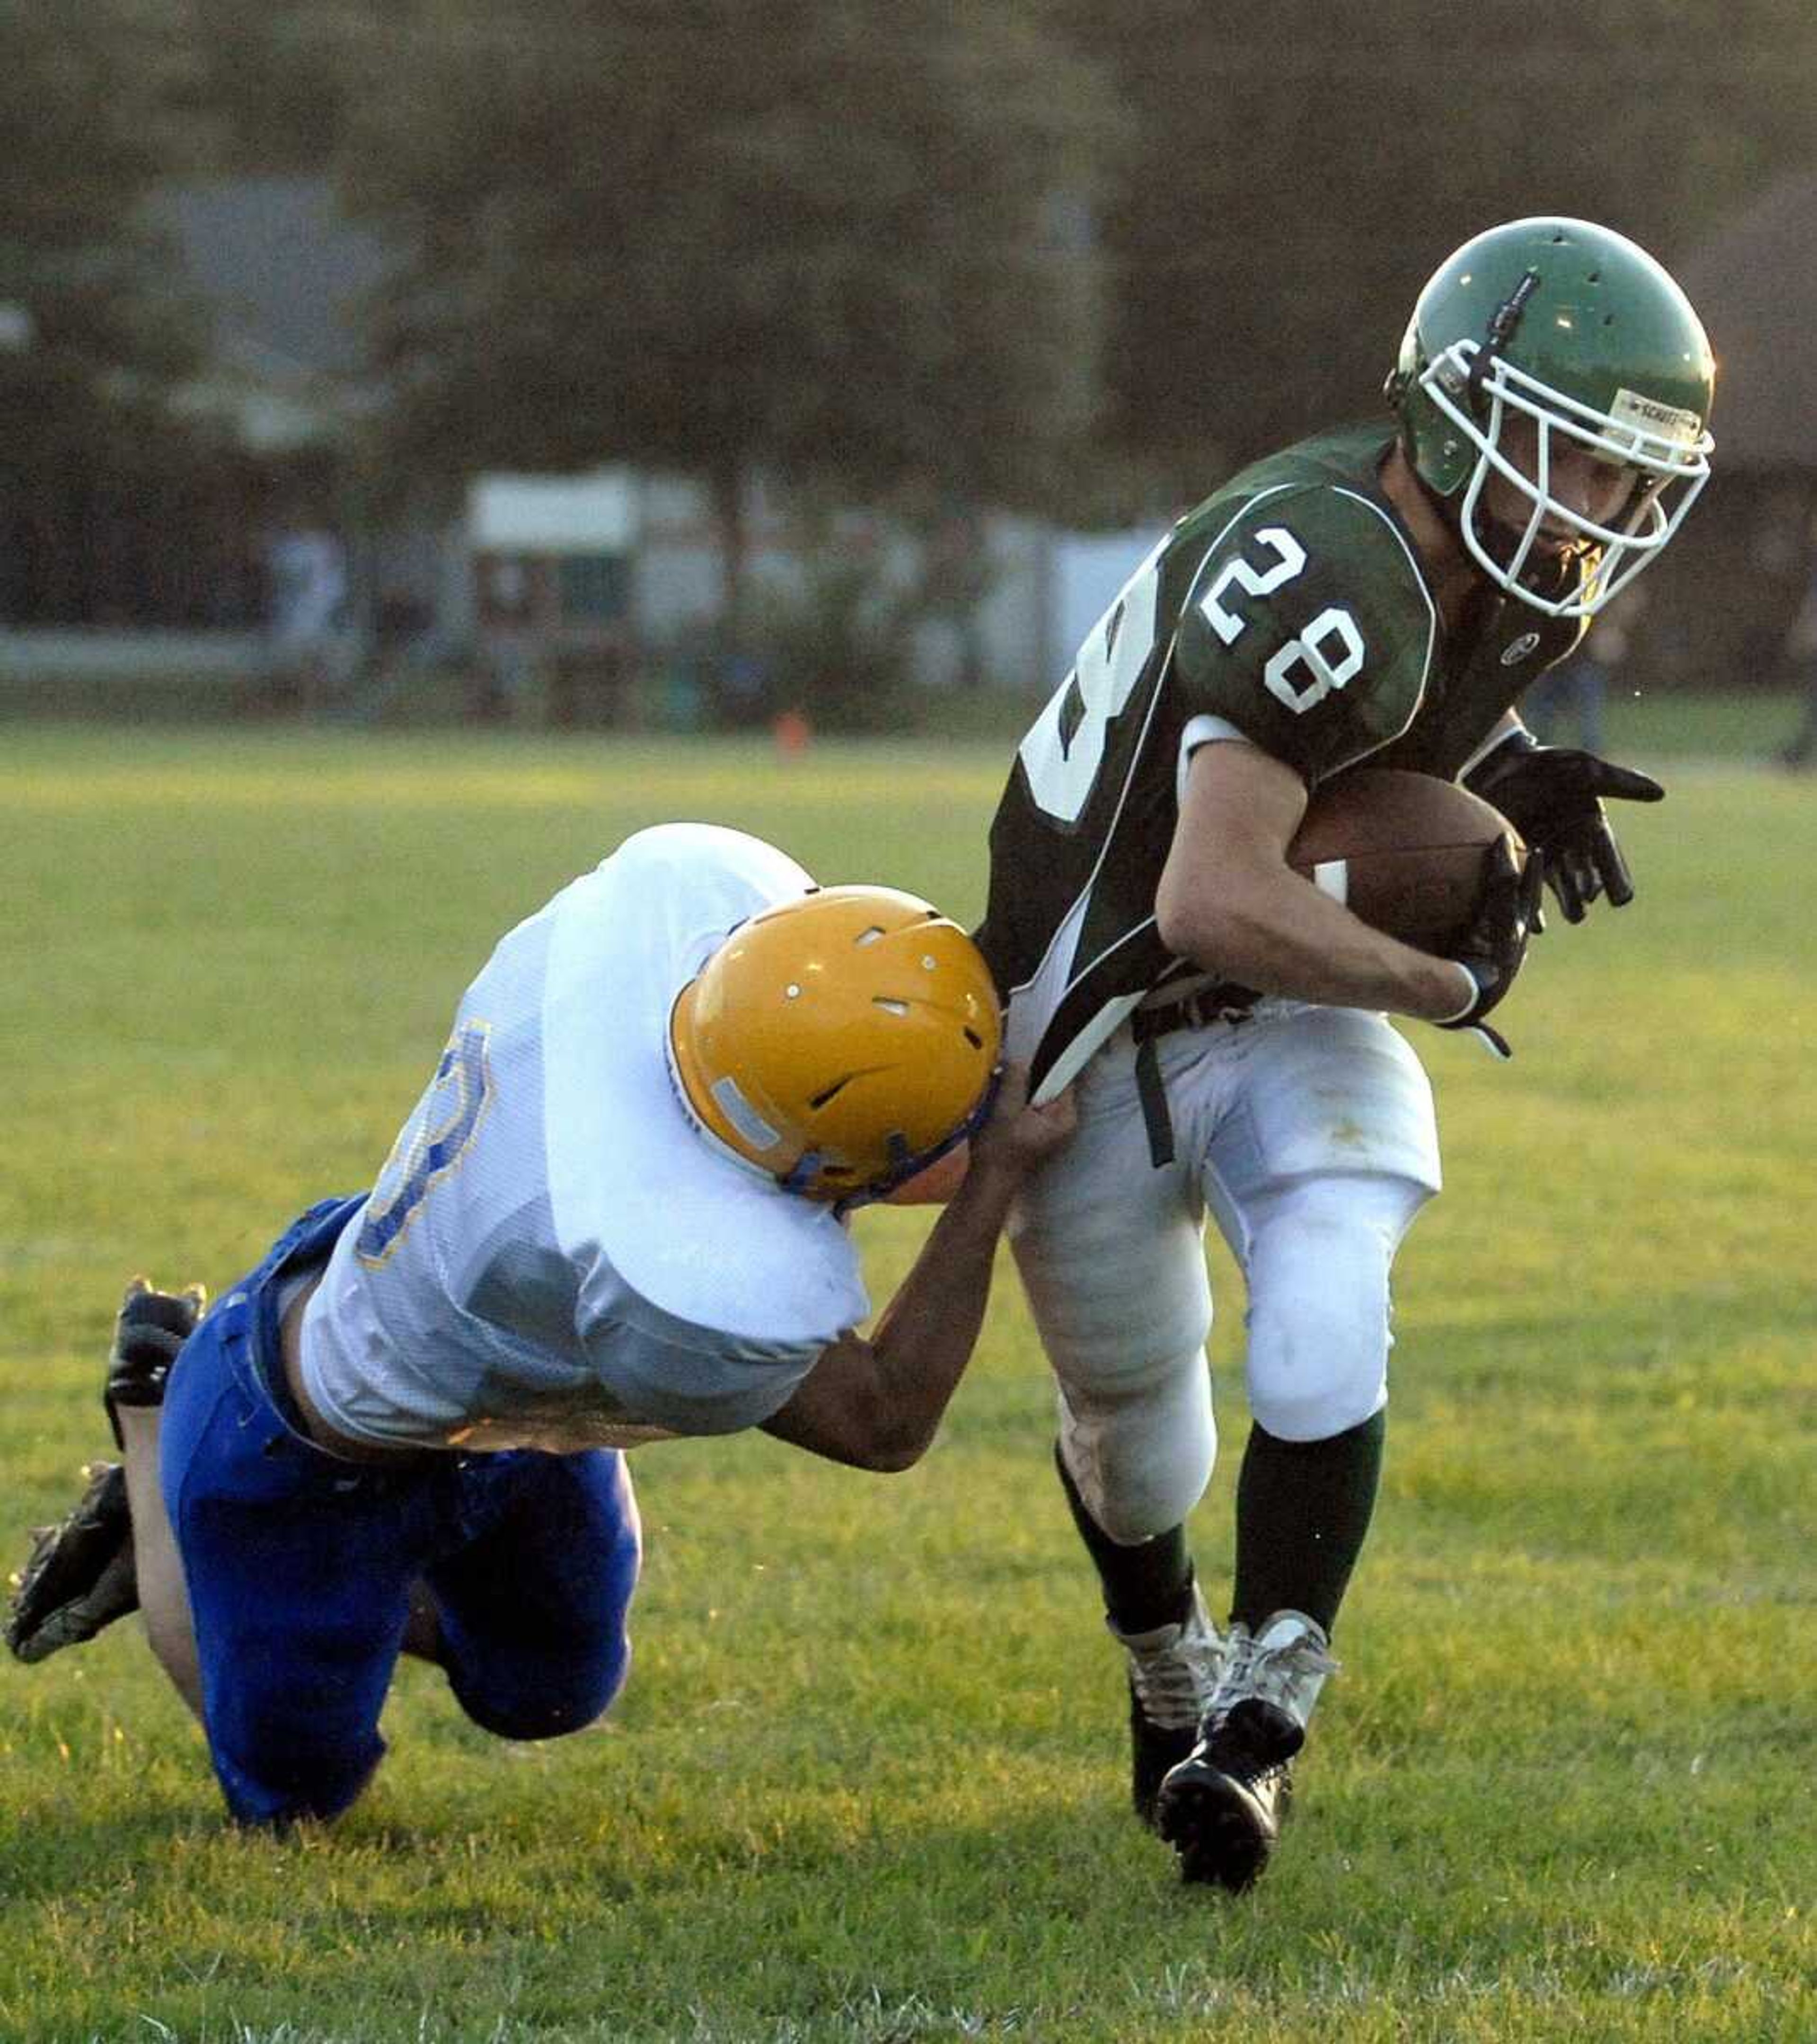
[2,722,1811,2043]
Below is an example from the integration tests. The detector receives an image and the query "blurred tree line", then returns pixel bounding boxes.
[5,1,1817,624]
[0,0,226,622]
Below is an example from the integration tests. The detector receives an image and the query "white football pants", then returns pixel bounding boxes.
[1009,1001,1441,1545]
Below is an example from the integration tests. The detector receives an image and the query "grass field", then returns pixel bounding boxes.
[1,714,1812,2044]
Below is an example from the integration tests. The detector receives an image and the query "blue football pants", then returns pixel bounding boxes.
[159,1198,642,1827]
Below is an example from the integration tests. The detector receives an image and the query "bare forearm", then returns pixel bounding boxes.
[758,1069,1072,1474]
[1159,742,1473,1023]
[1176,870,1472,1021]
[856,1161,1023,1469]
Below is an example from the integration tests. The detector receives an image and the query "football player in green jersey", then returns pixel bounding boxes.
[974,217,1714,1891]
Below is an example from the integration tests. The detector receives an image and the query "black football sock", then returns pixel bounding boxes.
[1053,1439,1194,1635]
[1230,1409,1385,1638]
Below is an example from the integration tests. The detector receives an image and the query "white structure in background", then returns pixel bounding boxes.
[470,473,639,557]
[461,465,1160,704]
[1045,529,1167,684]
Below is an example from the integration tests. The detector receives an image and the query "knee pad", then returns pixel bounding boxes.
[1058,1350,1216,1544]
[441,1539,637,1743]
[1020,1188,1214,1543]
[1242,1175,1429,1443]
[434,1448,641,1741]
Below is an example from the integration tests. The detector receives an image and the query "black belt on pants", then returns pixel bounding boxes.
[1129,982,1260,1167]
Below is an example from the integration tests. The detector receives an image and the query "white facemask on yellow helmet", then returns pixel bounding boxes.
[667,885,1002,1203]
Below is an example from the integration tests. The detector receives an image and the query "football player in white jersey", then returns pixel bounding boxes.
[8,823,1071,1828]
[974,218,1714,1889]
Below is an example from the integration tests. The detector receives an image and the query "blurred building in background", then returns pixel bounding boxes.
[1673,170,1817,687]
[0,172,1155,726]
[0,177,389,708]
[5,141,1817,730]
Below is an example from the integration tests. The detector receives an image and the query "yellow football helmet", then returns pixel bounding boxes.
[668,885,1002,1202]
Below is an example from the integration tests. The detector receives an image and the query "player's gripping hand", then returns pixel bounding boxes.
[966,1062,1077,1186]
[1464,731,1664,923]
[886,1063,1076,1205]
[1435,837,1545,1059]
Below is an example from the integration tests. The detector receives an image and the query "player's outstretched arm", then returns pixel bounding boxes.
[759,1067,1075,1473]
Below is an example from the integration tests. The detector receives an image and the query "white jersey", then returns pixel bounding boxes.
[300,824,870,1453]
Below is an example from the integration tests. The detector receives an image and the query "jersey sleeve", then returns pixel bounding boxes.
[578,1296,826,1436]
[1170,485,1439,787]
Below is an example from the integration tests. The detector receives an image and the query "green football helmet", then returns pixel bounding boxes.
[1387,217,1715,618]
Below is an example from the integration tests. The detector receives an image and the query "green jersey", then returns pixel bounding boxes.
[977,420,1583,1095]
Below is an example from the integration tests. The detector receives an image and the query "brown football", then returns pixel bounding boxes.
[1288,768,1525,954]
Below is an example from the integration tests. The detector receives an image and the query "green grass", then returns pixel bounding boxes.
[2,718,1813,2043]
[1596,683,1808,765]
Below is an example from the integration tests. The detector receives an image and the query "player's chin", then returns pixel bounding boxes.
[1482,514,1571,566]
[1482,520,1588,597]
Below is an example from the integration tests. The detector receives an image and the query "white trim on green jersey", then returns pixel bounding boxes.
[980,420,1576,1100]
[1328,485,1440,681]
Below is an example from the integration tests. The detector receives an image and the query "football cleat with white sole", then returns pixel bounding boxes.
[1155,1609,1339,1890]
[1112,1580,1224,1829]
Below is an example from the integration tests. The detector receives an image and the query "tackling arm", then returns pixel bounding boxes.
[759,1068,1075,1472]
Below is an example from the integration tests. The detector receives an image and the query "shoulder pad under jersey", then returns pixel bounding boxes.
[1170,482,1441,786]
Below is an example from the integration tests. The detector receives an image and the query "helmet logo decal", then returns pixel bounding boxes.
[1485,268,1542,348]
[1500,631,1544,666]
[1612,387,1703,448]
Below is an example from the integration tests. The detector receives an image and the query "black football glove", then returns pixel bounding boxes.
[1464,731,1664,924]
[1436,836,1545,1059]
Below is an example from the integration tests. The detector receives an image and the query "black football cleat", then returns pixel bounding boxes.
[1111,1583,1224,1830]
[104,1277,205,1448]
[7,1277,206,1665]
[6,1460,138,1664]
[1154,1610,1337,1891]
[1154,1693,1301,1889]
[1128,1684,1199,1833]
